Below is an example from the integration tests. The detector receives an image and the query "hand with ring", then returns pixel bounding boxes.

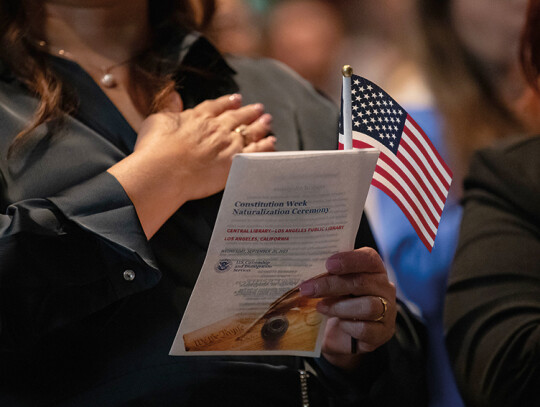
[298,247,396,370]
[234,124,249,141]
[233,115,274,151]
[112,93,276,239]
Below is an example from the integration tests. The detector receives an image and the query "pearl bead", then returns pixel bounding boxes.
[100,73,117,88]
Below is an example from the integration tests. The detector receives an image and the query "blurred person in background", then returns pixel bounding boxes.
[263,0,346,102]
[350,2,461,405]
[333,0,426,101]
[373,0,530,404]
[205,0,263,57]
[417,0,528,186]
[444,0,540,404]
[362,0,529,406]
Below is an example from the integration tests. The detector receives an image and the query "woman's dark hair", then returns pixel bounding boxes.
[0,0,215,155]
[521,0,540,93]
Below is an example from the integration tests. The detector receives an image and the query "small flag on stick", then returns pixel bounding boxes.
[339,70,452,251]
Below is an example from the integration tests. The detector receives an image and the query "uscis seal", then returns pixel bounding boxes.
[215,259,232,273]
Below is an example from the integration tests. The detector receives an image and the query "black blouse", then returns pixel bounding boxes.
[445,136,540,407]
[0,33,426,407]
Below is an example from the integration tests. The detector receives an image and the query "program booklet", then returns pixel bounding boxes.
[170,149,379,357]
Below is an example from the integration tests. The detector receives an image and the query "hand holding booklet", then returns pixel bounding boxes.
[170,149,379,357]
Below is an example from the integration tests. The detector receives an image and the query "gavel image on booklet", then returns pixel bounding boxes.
[183,275,325,352]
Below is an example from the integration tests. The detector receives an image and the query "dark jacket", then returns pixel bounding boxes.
[445,135,540,407]
[0,33,427,407]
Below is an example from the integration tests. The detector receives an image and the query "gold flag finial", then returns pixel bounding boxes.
[342,65,353,77]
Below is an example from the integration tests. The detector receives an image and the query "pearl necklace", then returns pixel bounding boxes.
[34,40,137,88]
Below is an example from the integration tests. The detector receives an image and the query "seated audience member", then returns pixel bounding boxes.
[0,0,428,406]
[444,0,540,405]
[205,0,263,57]
[370,0,529,405]
[263,0,345,102]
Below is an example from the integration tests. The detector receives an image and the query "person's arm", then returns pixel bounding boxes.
[0,94,274,351]
[108,94,274,239]
[445,139,540,406]
[0,172,159,351]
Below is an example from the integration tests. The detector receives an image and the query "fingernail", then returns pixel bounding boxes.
[266,136,277,144]
[229,94,242,102]
[299,281,315,297]
[259,113,272,125]
[252,103,264,112]
[326,258,341,272]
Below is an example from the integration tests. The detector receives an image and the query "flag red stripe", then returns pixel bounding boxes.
[352,134,447,206]
[352,139,371,149]
[399,137,448,201]
[403,124,451,191]
[379,154,442,222]
[396,146,446,206]
[394,150,445,213]
[406,115,452,177]
[354,137,444,213]
[371,178,433,251]
[353,139,442,219]
[375,165,437,240]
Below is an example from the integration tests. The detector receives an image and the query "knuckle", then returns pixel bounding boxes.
[192,105,212,120]
[312,278,329,296]
[364,247,382,268]
[248,144,261,153]
[328,300,344,315]
[327,275,343,293]
[199,112,213,121]
[369,297,381,315]
[351,274,365,291]
[206,119,221,134]
[194,117,218,137]
[148,112,168,125]
[350,321,368,338]
[148,112,180,132]
[219,109,236,122]
[215,134,233,150]
[196,99,212,111]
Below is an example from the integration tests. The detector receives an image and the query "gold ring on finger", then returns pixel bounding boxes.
[374,296,388,322]
[234,124,249,145]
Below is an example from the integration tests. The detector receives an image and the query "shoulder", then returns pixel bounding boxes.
[226,56,339,151]
[0,76,39,149]
[226,56,336,112]
[464,135,540,220]
[227,56,322,94]
[468,134,540,179]
[471,134,540,165]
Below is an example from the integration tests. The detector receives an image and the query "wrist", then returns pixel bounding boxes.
[322,350,367,371]
[107,152,189,238]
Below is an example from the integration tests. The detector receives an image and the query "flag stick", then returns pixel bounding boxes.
[342,65,353,150]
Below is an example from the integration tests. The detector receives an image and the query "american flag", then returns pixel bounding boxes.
[339,74,452,251]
